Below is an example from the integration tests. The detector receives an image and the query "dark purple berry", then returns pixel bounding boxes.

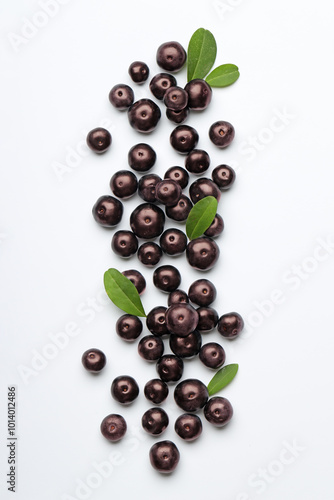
[111,375,139,404]
[170,125,199,154]
[146,306,169,337]
[196,307,219,332]
[217,312,244,339]
[149,73,177,100]
[159,228,187,256]
[153,265,181,293]
[142,408,169,435]
[199,342,225,369]
[128,61,149,84]
[169,330,202,358]
[122,269,146,295]
[174,379,209,412]
[138,335,164,361]
[138,174,161,202]
[109,84,134,110]
[100,414,127,442]
[185,149,210,175]
[166,107,189,124]
[204,214,224,238]
[209,121,235,148]
[128,99,161,133]
[137,242,163,267]
[204,397,233,427]
[165,303,199,337]
[155,179,182,207]
[212,164,236,190]
[156,355,183,383]
[184,79,212,110]
[144,379,169,405]
[186,237,220,271]
[189,178,221,203]
[110,170,138,199]
[86,127,112,153]
[163,86,188,111]
[92,195,123,227]
[112,230,138,258]
[149,440,180,473]
[165,194,192,222]
[130,203,165,239]
[168,289,189,306]
[116,314,143,342]
[128,143,156,172]
[81,348,106,373]
[164,166,189,189]
[156,41,186,73]
[174,414,202,441]
[188,279,217,306]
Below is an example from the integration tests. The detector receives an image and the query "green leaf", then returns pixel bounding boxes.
[187,28,217,81]
[186,196,218,240]
[206,64,240,87]
[207,364,239,396]
[104,268,146,317]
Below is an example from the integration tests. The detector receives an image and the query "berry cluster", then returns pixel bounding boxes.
[83,38,243,474]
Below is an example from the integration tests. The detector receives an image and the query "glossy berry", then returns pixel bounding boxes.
[188,279,217,306]
[130,203,165,239]
[138,174,161,202]
[149,73,177,100]
[165,303,199,337]
[144,378,169,405]
[111,375,139,405]
[170,125,199,154]
[209,121,235,148]
[164,166,189,189]
[112,230,138,258]
[137,242,163,267]
[153,265,181,293]
[155,179,182,207]
[217,312,244,339]
[186,237,220,271]
[184,79,212,111]
[159,228,187,256]
[109,84,134,110]
[156,354,183,383]
[142,408,169,435]
[100,414,127,442]
[138,335,164,361]
[86,127,112,153]
[156,41,186,73]
[110,170,138,199]
[128,99,161,133]
[204,397,233,427]
[204,214,224,238]
[185,149,210,175]
[168,289,189,306]
[165,194,192,222]
[163,86,188,111]
[146,306,169,337]
[199,342,226,369]
[189,178,221,203]
[174,414,202,441]
[212,164,236,190]
[169,330,202,358]
[128,61,149,84]
[81,348,106,373]
[149,440,180,473]
[116,314,143,342]
[122,269,146,295]
[196,307,219,332]
[128,143,156,172]
[92,195,123,227]
[174,378,209,412]
[166,107,189,124]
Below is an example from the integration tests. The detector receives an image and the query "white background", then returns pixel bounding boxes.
[1,0,334,499]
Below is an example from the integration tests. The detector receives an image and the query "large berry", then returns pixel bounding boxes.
[92,195,123,227]
[128,99,161,133]
[156,41,186,72]
[149,440,180,473]
[174,378,209,412]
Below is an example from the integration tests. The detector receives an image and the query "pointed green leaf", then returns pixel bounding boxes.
[186,196,218,240]
[207,364,239,396]
[104,268,146,317]
[206,64,240,87]
[187,28,217,81]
